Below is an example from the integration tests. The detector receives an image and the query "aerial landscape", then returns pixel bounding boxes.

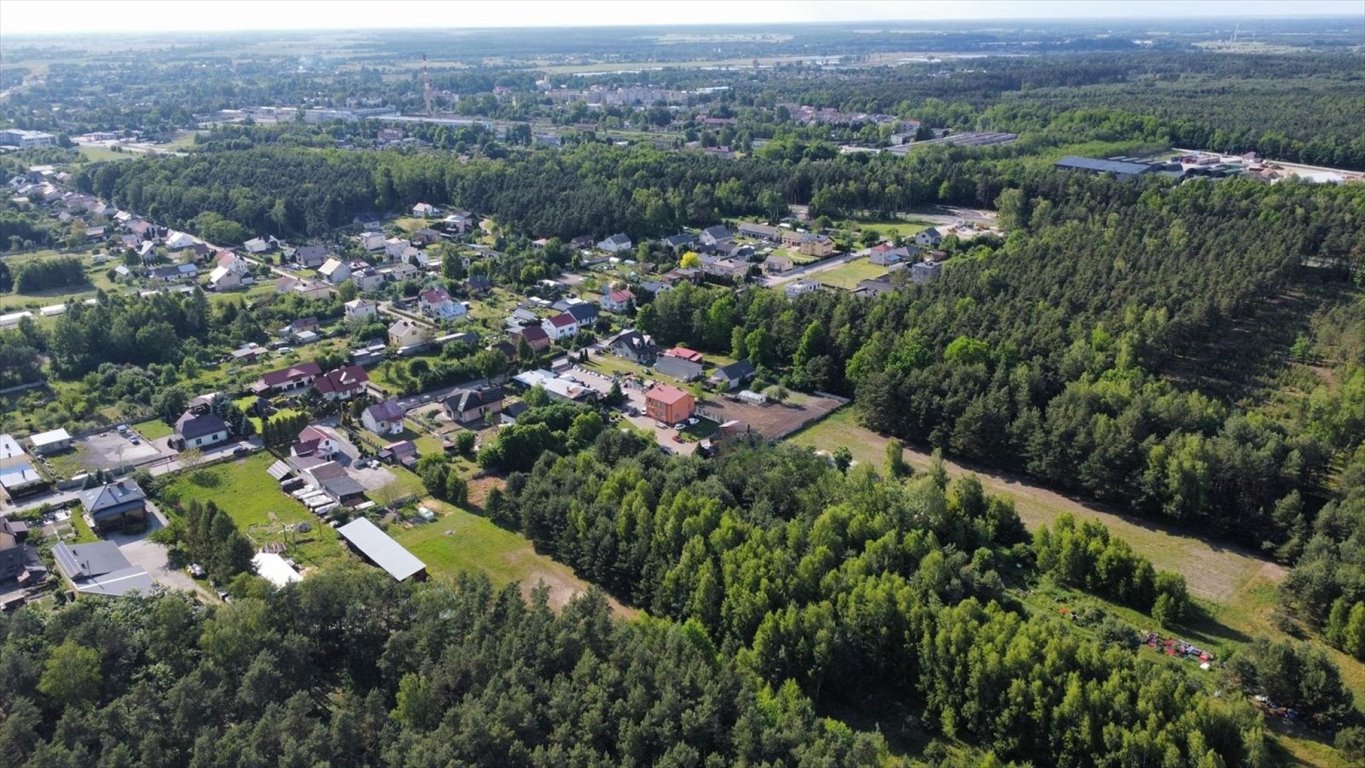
[0,0,1363,764]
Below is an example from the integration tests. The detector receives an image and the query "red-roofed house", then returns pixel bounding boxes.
[541,312,578,341]
[313,365,370,401]
[362,400,406,436]
[600,288,635,313]
[512,325,551,352]
[662,347,704,363]
[291,425,342,459]
[645,384,695,425]
[252,362,322,395]
[420,287,467,321]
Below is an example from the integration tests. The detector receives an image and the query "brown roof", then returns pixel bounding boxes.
[259,362,322,387]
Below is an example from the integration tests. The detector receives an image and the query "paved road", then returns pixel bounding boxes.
[762,250,867,288]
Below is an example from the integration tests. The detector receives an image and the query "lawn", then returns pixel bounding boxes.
[161,452,344,570]
[132,418,173,440]
[77,145,135,163]
[838,217,935,238]
[813,258,891,290]
[390,497,633,616]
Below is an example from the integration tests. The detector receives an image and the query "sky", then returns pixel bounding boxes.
[0,0,1360,36]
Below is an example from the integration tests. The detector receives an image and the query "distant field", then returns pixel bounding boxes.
[77,146,135,163]
[841,218,934,238]
[162,453,344,571]
[392,498,635,616]
[813,258,889,290]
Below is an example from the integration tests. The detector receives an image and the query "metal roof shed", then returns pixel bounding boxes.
[336,518,426,581]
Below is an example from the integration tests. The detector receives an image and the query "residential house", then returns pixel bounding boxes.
[79,480,148,533]
[597,233,633,253]
[385,237,411,260]
[656,355,703,382]
[779,229,805,248]
[412,202,438,218]
[710,359,756,391]
[384,262,420,282]
[351,267,384,292]
[164,230,197,250]
[565,302,599,328]
[512,324,551,353]
[763,254,795,274]
[304,461,367,505]
[27,428,73,456]
[910,260,942,284]
[785,280,822,299]
[645,385,695,425]
[359,231,386,251]
[853,278,896,299]
[699,256,750,282]
[914,227,943,247]
[362,400,407,436]
[443,212,474,233]
[411,227,443,246]
[345,298,378,321]
[609,330,657,364]
[797,233,836,257]
[443,387,505,425]
[662,232,698,252]
[419,287,467,321]
[52,541,153,597]
[318,258,351,284]
[230,343,264,364]
[190,242,213,262]
[137,241,158,264]
[243,237,271,254]
[569,235,595,250]
[737,222,781,241]
[252,361,322,395]
[0,434,45,500]
[291,425,343,459]
[208,265,244,291]
[388,318,430,349]
[291,245,329,269]
[541,312,578,341]
[119,233,141,250]
[869,243,914,266]
[662,347,703,363]
[149,263,198,283]
[600,288,634,313]
[500,400,529,424]
[0,517,28,582]
[466,275,493,295]
[279,317,320,339]
[638,280,671,295]
[174,409,230,450]
[381,440,418,468]
[216,250,250,274]
[700,225,732,246]
[314,365,370,401]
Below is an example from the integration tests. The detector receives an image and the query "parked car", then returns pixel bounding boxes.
[673,422,687,430]
[233,445,250,455]
[188,563,206,579]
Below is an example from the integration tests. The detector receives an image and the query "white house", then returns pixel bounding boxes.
[208,265,243,291]
[361,400,406,436]
[345,299,378,321]
[174,410,230,449]
[318,258,351,285]
[359,231,386,251]
[597,233,632,253]
[388,318,429,348]
[412,202,438,218]
[600,288,634,313]
[914,227,943,247]
[541,311,578,341]
[385,237,411,260]
[291,425,342,459]
[243,237,270,254]
[164,230,197,250]
[419,288,466,321]
[784,280,822,299]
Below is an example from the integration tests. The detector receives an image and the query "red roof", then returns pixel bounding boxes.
[663,347,703,362]
[647,385,693,406]
[608,289,634,302]
[314,365,369,395]
[259,362,322,387]
[421,288,451,304]
[548,313,575,328]
[518,325,549,342]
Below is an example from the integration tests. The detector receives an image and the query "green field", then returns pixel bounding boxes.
[839,217,934,238]
[77,145,135,163]
[161,452,344,570]
[132,418,173,440]
[812,258,891,290]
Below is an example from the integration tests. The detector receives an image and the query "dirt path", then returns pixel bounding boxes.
[791,411,1283,603]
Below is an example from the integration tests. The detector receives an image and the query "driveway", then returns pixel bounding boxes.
[762,250,864,288]
[106,503,199,594]
[561,364,698,456]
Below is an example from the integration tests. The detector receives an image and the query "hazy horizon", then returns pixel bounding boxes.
[1,0,1361,37]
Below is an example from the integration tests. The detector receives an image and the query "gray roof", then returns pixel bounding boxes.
[702,225,732,241]
[1055,156,1153,176]
[337,518,426,581]
[565,302,598,323]
[714,359,756,382]
[52,541,154,597]
[79,480,146,515]
[176,410,228,441]
[655,356,703,381]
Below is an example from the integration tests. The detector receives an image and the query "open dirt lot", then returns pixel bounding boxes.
[702,390,845,440]
[77,429,163,471]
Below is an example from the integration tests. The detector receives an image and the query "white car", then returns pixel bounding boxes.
[687,417,699,426]
[673,422,687,430]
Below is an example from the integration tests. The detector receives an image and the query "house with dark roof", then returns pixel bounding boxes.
[313,365,370,401]
[513,324,551,352]
[466,274,493,294]
[910,260,942,284]
[174,409,230,450]
[52,541,153,597]
[913,227,944,247]
[565,302,599,326]
[443,387,505,425]
[597,233,633,253]
[700,225,732,246]
[656,355,704,382]
[305,461,367,504]
[0,517,28,582]
[662,233,698,252]
[854,278,897,299]
[737,222,781,241]
[291,244,330,268]
[252,361,322,395]
[609,330,657,364]
[79,480,148,533]
[362,400,406,436]
[710,359,756,391]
